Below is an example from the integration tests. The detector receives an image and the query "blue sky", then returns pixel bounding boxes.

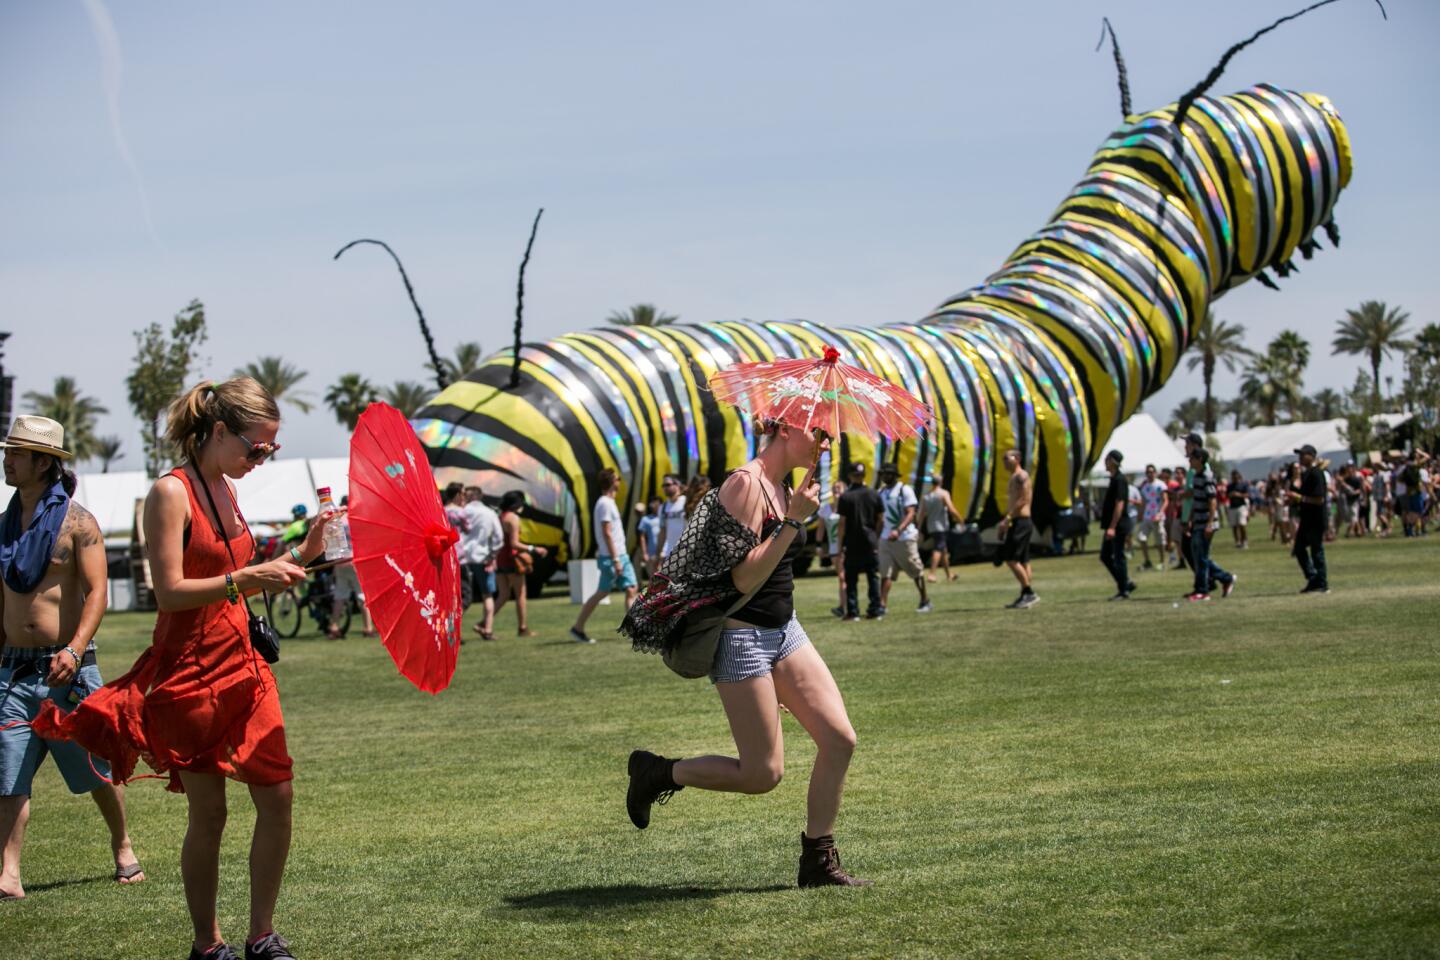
[2,0,1432,470]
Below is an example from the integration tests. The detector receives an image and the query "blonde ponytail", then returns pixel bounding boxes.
[165,377,280,464]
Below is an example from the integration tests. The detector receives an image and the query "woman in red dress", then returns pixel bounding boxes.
[39,378,338,960]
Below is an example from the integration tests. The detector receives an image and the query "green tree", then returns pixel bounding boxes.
[1166,397,1206,439]
[234,356,313,415]
[380,380,431,418]
[22,375,108,461]
[1239,352,1290,426]
[93,436,124,473]
[606,303,678,327]
[1339,371,1381,456]
[1400,323,1440,452]
[1222,395,1248,430]
[1331,301,1411,407]
[1184,310,1252,433]
[1309,388,1344,421]
[126,300,208,477]
[432,341,485,383]
[324,374,379,432]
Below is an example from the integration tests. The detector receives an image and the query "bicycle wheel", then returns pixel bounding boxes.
[272,588,304,639]
[334,600,353,637]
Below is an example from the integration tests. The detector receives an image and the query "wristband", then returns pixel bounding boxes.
[289,546,304,564]
[777,518,805,536]
[64,647,82,667]
[224,572,240,605]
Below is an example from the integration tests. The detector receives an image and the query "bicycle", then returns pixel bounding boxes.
[249,568,356,639]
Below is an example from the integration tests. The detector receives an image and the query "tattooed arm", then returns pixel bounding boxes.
[45,503,108,686]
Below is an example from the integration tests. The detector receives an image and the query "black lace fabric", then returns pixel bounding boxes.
[619,488,759,654]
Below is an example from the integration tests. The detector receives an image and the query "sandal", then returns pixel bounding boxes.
[518,628,537,638]
[115,861,145,884]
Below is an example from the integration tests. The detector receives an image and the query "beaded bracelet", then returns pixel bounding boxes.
[224,572,240,605]
[63,647,82,667]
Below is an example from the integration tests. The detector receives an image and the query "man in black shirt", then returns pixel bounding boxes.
[1098,449,1136,599]
[1288,444,1329,593]
[836,463,883,620]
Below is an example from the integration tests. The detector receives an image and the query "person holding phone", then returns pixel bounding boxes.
[623,419,870,887]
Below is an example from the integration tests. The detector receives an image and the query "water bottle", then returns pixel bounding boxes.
[316,486,353,561]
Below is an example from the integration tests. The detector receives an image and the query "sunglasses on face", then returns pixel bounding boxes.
[236,431,281,463]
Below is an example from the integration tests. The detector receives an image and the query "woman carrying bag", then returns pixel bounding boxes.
[36,377,342,960]
[621,419,869,888]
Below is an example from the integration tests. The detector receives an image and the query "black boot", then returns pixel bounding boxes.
[797,832,872,888]
[627,750,682,829]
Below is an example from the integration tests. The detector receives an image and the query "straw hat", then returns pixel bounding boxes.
[0,416,73,460]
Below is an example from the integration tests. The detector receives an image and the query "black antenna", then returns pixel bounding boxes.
[334,238,449,392]
[509,208,544,390]
[1095,18,1132,118]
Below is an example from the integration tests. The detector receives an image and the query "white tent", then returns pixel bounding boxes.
[1210,419,1351,480]
[72,471,150,536]
[1087,413,1187,480]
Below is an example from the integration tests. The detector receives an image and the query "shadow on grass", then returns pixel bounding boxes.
[20,873,111,894]
[505,882,789,910]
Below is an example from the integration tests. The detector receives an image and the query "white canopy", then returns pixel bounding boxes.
[1087,413,1187,480]
[1210,419,1351,480]
[71,459,353,532]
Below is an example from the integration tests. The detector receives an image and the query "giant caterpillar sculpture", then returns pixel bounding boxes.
[411,70,1352,562]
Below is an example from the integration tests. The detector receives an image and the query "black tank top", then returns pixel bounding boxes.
[732,476,803,629]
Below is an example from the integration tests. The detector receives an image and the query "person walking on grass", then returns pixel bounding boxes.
[493,491,548,638]
[920,475,962,583]
[836,463,883,621]
[1137,463,1168,571]
[654,474,687,561]
[1,416,145,903]
[1288,444,1330,594]
[1098,450,1137,600]
[460,486,502,641]
[1184,448,1236,602]
[635,497,662,582]
[876,464,932,615]
[570,468,638,644]
[1227,469,1252,549]
[31,380,344,959]
[997,449,1038,609]
[620,419,869,887]
[816,480,847,617]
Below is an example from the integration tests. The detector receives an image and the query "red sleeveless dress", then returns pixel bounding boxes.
[33,468,292,792]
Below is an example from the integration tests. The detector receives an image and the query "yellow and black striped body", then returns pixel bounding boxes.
[414,84,1352,559]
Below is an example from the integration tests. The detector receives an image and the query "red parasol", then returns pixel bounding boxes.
[348,402,462,694]
[708,345,934,441]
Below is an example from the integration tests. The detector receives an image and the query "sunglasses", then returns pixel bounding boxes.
[236,431,281,463]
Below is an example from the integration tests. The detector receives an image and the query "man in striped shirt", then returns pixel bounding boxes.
[1185,449,1235,602]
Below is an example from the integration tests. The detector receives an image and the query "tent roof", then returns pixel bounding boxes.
[72,471,151,536]
[1087,413,1187,479]
[1210,419,1350,464]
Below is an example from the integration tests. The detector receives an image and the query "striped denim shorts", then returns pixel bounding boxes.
[710,615,811,684]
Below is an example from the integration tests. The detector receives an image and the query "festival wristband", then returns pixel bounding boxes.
[778,518,806,536]
[289,546,304,564]
[224,572,240,605]
[64,647,82,667]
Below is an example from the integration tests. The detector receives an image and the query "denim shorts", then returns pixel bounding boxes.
[597,554,638,592]
[0,646,110,797]
[710,615,811,684]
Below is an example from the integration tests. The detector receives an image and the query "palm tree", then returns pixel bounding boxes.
[381,381,432,418]
[325,373,379,431]
[432,341,485,383]
[22,376,108,461]
[1239,353,1291,426]
[1184,309,1252,432]
[1309,388,1343,421]
[1222,396,1248,430]
[1332,301,1411,406]
[93,436,124,473]
[1166,397,1206,438]
[1267,330,1311,421]
[606,303,678,327]
[235,357,313,414]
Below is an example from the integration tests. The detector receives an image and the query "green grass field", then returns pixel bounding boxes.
[3,533,1437,959]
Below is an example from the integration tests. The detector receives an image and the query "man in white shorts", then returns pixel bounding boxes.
[876,464,931,615]
[1136,463,1169,570]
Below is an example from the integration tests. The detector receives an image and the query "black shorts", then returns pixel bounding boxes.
[997,518,1033,564]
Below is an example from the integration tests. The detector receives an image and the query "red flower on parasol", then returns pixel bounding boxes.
[349,402,462,694]
[708,345,933,440]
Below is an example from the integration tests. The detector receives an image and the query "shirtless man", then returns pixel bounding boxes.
[1,416,143,901]
[996,449,1037,609]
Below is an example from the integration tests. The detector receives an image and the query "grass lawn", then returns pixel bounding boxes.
[3,533,1437,959]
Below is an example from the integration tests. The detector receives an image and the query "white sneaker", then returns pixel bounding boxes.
[917,601,934,613]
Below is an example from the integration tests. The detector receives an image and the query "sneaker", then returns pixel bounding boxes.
[831,606,845,618]
[841,615,860,623]
[1221,575,1237,598]
[1185,592,1211,602]
[1004,595,1025,609]
[1108,591,1130,601]
[245,934,295,960]
[190,946,240,960]
[569,627,595,644]
[917,601,934,613]
[865,608,886,620]
[1015,593,1039,609]
[627,750,682,829]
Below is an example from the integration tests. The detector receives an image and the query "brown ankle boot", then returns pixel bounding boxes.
[797,832,872,887]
